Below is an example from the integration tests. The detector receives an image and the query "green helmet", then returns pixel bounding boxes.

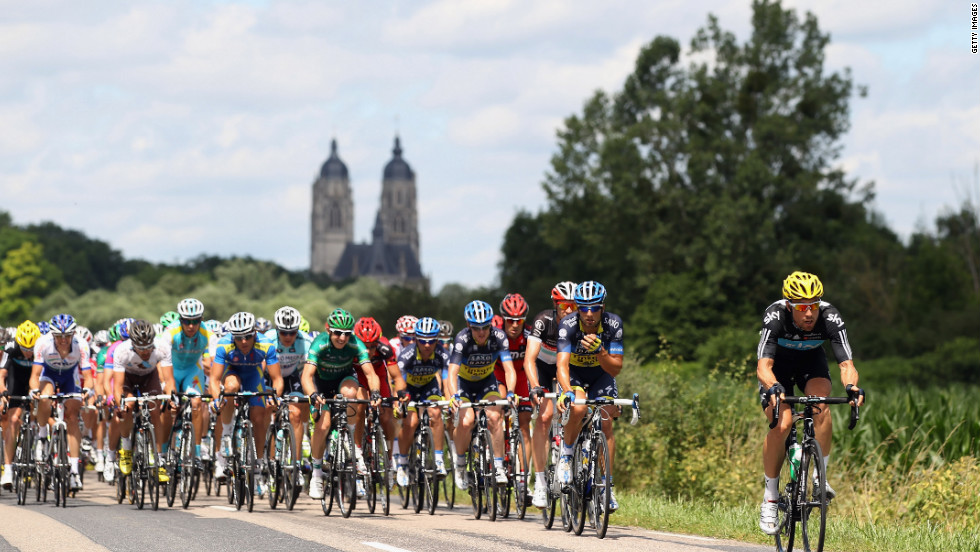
[326,308,355,330]
[108,324,121,342]
[299,316,311,334]
[160,311,180,328]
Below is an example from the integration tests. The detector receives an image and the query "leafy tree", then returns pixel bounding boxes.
[0,241,59,323]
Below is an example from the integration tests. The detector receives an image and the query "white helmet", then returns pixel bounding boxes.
[274,306,301,332]
[227,312,256,336]
[152,323,164,336]
[177,298,205,319]
[76,325,93,344]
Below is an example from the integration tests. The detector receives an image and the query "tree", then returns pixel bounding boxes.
[0,241,57,323]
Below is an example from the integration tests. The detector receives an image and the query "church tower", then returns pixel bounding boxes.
[310,139,353,276]
[378,135,419,260]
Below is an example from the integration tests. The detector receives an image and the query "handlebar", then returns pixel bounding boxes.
[770,395,861,430]
[559,394,641,426]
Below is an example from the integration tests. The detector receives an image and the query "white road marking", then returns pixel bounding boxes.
[363,542,414,552]
[210,505,238,512]
[646,530,718,542]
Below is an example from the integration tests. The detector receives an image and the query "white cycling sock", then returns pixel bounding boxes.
[561,442,574,457]
[121,437,132,451]
[764,475,779,502]
[535,471,545,486]
[37,426,48,439]
[70,457,79,474]
[3,463,11,473]
[814,455,830,481]
[222,422,233,436]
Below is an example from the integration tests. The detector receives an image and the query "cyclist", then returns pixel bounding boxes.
[353,317,406,468]
[265,306,314,486]
[163,298,214,466]
[160,311,180,331]
[437,320,456,444]
[525,281,576,507]
[389,315,418,355]
[31,314,95,491]
[0,321,41,490]
[494,293,538,502]
[447,300,517,490]
[209,312,284,482]
[555,281,624,511]
[394,317,448,486]
[112,320,174,483]
[301,308,383,500]
[757,271,866,535]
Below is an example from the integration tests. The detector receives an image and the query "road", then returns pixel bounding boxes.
[0,478,768,552]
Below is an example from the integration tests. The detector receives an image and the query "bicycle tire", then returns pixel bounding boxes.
[56,430,69,507]
[134,429,146,509]
[442,430,455,509]
[481,429,498,522]
[568,438,586,535]
[469,437,483,519]
[800,439,827,552]
[498,431,511,519]
[233,426,244,510]
[512,428,529,520]
[543,428,559,529]
[179,422,197,509]
[402,440,416,510]
[336,428,357,518]
[246,424,258,513]
[321,444,335,516]
[372,422,391,515]
[413,433,425,514]
[147,424,161,511]
[16,426,32,505]
[280,423,298,511]
[775,444,796,552]
[424,428,439,515]
[166,427,180,507]
[363,423,377,514]
[589,432,612,538]
[264,423,279,510]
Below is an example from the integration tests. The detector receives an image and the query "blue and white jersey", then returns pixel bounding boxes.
[448,327,512,382]
[165,326,215,372]
[33,333,90,372]
[263,329,314,378]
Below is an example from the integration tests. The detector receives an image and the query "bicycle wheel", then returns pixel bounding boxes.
[498,432,511,519]
[280,424,299,511]
[179,423,197,509]
[800,439,827,552]
[481,430,498,522]
[775,445,798,552]
[413,433,425,514]
[16,428,32,505]
[543,430,559,529]
[469,438,483,520]
[243,426,257,513]
[265,424,280,510]
[147,425,161,511]
[401,441,415,510]
[561,438,586,535]
[56,430,69,507]
[134,433,147,509]
[336,429,357,518]
[589,432,612,538]
[512,429,529,520]
[370,424,390,515]
[423,429,439,515]
[363,427,377,514]
[442,430,455,509]
[166,427,180,507]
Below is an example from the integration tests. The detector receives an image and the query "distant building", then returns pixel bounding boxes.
[310,136,426,289]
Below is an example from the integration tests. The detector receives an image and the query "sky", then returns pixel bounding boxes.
[1,0,977,291]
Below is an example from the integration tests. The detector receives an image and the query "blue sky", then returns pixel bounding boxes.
[0,0,976,290]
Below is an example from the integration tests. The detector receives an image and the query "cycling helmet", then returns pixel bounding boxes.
[395,315,418,336]
[203,319,222,334]
[499,293,529,318]
[463,300,494,326]
[15,320,41,348]
[255,317,272,333]
[299,317,311,334]
[274,306,301,332]
[552,281,577,302]
[153,323,164,336]
[129,319,155,348]
[76,325,93,344]
[438,320,454,339]
[326,308,355,331]
[37,321,50,335]
[160,311,180,328]
[492,315,503,328]
[354,317,383,343]
[49,314,77,336]
[221,321,231,336]
[227,312,257,336]
[93,329,110,348]
[574,281,606,306]
[107,324,121,342]
[118,318,135,339]
[177,298,205,319]
[414,317,440,339]
[782,271,823,301]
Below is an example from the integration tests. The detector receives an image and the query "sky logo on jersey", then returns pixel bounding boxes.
[765,311,781,324]
[827,313,843,327]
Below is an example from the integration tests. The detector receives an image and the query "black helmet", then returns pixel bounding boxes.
[129,319,156,348]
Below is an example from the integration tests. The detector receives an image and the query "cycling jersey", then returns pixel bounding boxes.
[2,342,34,403]
[214,334,279,406]
[111,339,173,376]
[556,312,625,368]
[33,333,89,394]
[397,343,449,388]
[449,327,512,382]
[165,325,215,372]
[358,336,396,397]
[264,329,313,378]
[306,333,370,381]
[756,300,852,363]
[528,309,562,365]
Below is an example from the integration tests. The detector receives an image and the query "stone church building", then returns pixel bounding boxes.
[310,136,426,289]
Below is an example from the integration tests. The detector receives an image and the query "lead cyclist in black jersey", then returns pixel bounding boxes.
[756,271,866,535]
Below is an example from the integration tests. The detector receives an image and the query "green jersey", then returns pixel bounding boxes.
[306,333,371,381]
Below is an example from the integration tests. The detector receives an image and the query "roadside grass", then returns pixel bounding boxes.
[616,491,980,552]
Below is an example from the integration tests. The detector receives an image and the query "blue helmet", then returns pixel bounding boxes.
[118,318,135,340]
[49,314,77,335]
[37,321,51,335]
[414,317,440,339]
[463,300,494,326]
[574,281,606,306]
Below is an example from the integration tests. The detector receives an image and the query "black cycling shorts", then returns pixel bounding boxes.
[759,346,832,408]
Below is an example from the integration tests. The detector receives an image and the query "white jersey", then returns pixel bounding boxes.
[33,333,90,372]
[263,329,314,378]
[111,338,172,376]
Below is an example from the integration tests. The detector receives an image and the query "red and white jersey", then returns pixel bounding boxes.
[33,333,90,372]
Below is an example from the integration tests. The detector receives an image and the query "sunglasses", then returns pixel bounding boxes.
[417,338,438,345]
[330,330,353,337]
[789,301,820,312]
[555,301,576,311]
[53,333,75,339]
[578,305,603,313]
[363,340,378,348]
[180,318,201,325]
[233,333,255,342]
[469,324,490,331]
[278,330,297,337]
[503,317,525,324]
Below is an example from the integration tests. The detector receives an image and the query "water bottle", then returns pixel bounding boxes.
[201,435,212,456]
[275,428,284,455]
[788,443,802,481]
[329,429,339,458]
[174,431,182,454]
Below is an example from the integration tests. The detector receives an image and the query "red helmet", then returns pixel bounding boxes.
[395,315,418,336]
[499,293,529,318]
[354,317,382,343]
[491,315,504,329]
[551,281,577,302]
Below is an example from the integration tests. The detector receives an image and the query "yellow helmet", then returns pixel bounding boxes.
[782,271,823,301]
[15,320,41,349]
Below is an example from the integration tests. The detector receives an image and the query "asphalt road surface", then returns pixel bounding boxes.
[0,478,769,552]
